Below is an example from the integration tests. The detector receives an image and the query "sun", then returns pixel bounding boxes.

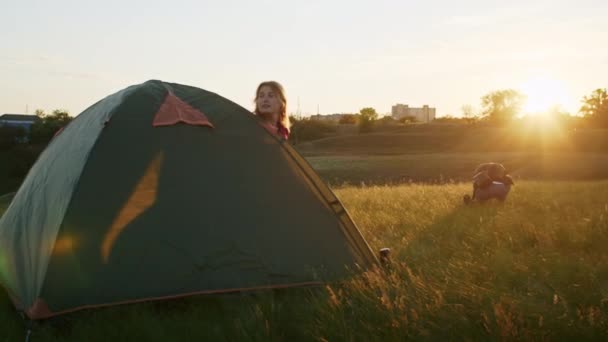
[519,76,573,115]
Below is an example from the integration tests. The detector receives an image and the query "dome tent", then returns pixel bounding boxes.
[0,80,377,319]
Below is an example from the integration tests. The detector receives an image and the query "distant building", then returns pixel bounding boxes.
[0,114,40,131]
[391,104,436,123]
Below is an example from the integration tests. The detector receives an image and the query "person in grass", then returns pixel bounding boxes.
[464,162,514,204]
[254,81,291,140]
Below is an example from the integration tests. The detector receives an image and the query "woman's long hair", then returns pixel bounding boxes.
[254,81,291,133]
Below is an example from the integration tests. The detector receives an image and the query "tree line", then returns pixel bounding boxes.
[0,110,73,187]
[287,87,608,144]
[2,87,607,149]
[0,109,73,150]
[465,88,608,126]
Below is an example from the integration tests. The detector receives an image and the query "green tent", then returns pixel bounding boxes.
[0,80,377,319]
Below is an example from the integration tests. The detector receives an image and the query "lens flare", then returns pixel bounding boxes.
[520,76,574,115]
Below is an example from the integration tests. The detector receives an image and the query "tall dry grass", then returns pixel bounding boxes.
[1,181,608,340]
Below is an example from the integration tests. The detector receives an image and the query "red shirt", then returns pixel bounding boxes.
[260,121,289,140]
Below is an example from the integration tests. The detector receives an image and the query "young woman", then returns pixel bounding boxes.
[254,81,290,139]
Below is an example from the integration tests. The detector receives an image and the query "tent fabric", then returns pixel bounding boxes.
[0,84,139,312]
[0,80,377,319]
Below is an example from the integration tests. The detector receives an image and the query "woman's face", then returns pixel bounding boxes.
[256,85,282,121]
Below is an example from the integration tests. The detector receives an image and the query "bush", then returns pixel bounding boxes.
[29,110,72,145]
[7,145,41,178]
[377,116,398,126]
[398,116,418,124]
[358,108,378,133]
[0,126,26,150]
[339,114,359,125]
[289,118,337,144]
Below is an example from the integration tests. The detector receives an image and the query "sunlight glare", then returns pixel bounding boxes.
[520,77,573,115]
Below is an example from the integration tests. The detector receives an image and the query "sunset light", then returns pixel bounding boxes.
[520,76,574,115]
[1,1,608,337]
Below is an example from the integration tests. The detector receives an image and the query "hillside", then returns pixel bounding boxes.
[295,125,608,156]
[292,125,608,184]
[306,152,608,185]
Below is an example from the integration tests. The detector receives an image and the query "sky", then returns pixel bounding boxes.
[1,0,607,117]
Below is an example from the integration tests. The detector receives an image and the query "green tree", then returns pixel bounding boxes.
[358,107,378,133]
[377,116,397,126]
[338,114,358,124]
[29,109,73,144]
[0,126,27,150]
[288,117,336,145]
[461,104,478,118]
[460,105,480,124]
[579,88,608,127]
[481,89,526,124]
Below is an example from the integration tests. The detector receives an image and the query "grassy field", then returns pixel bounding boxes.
[2,125,608,340]
[294,125,608,185]
[2,181,608,341]
[306,152,608,185]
